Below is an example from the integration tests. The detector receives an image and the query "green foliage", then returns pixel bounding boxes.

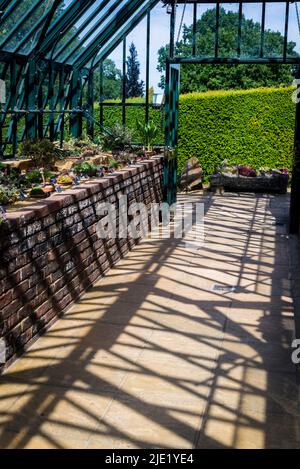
[157,7,296,92]
[100,59,122,100]
[25,169,53,184]
[19,139,61,167]
[136,121,160,151]
[60,136,101,156]
[72,161,97,177]
[101,123,134,151]
[57,175,73,185]
[109,159,119,169]
[30,186,45,196]
[0,185,19,205]
[125,43,144,98]
[87,59,122,102]
[29,186,50,198]
[177,87,295,177]
[95,99,164,144]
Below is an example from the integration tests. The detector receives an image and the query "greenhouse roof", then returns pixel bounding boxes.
[0,0,160,68]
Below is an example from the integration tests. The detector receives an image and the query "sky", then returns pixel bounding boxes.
[76,1,300,94]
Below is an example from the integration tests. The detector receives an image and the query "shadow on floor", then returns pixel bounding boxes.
[0,192,299,448]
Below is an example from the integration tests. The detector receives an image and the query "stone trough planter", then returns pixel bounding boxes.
[210,173,289,194]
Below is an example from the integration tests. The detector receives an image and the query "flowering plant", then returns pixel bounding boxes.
[278,168,289,175]
[238,165,257,177]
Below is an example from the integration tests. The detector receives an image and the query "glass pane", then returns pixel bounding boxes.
[102,45,123,101]
[68,0,149,66]
[58,0,130,64]
[150,1,169,97]
[8,0,72,55]
[287,2,300,58]
[51,0,117,62]
[218,3,240,58]
[240,3,262,59]
[264,2,286,57]
[195,4,216,58]
[175,2,194,57]
[1,0,58,53]
[125,16,146,102]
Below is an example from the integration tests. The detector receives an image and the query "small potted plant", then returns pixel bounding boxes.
[57,175,74,186]
[136,121,159,157]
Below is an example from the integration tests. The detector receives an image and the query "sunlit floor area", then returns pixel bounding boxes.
[0,192,300,449]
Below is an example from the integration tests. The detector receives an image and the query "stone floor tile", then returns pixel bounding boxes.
[0,192,299,449]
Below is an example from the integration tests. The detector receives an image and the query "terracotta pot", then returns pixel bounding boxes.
[43,185,55,193]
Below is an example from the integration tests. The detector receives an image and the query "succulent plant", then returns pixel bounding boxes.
[72,161,97,177]
[19,139,63,168]
[0,185,19,205]
[57,175,73,185]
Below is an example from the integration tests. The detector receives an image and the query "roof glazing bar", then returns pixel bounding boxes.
[0,0,45,49]
[37,0,95,55]
[52,0,111,60]
[0,0,13,14]
[61,0,125,64]
[14,0,65,54]
[74,0,146,69]
[90,0,159,71]
[0,0,23,23]
[32,0,64,57]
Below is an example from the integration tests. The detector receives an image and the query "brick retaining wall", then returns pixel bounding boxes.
[0,156,164,368]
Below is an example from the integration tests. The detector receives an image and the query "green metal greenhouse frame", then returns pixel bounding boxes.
[1,0,300,229]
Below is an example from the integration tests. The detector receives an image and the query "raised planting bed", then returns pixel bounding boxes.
[210,163,289,194]
[0,157,164,369]
[0,150,162,211]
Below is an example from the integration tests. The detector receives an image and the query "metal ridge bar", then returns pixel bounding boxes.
[0,0,23,24]
[283,1,290,59]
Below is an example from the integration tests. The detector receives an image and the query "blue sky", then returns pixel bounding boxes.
[108,2,300,93]
[72,1,300,93]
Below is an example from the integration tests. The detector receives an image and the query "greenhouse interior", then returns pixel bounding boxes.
[0,0,300,451]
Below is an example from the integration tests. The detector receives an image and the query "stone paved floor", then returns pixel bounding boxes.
[1,192,300,448]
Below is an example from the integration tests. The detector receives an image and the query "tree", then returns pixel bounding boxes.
[125,42,144,98]
[97,59,122,101]
[157,7,298,93]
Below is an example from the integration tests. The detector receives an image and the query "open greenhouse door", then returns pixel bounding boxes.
[164,62,180,205]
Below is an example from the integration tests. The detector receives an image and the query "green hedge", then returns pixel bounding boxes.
[95,87,295,176]
[178,87,295,176]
